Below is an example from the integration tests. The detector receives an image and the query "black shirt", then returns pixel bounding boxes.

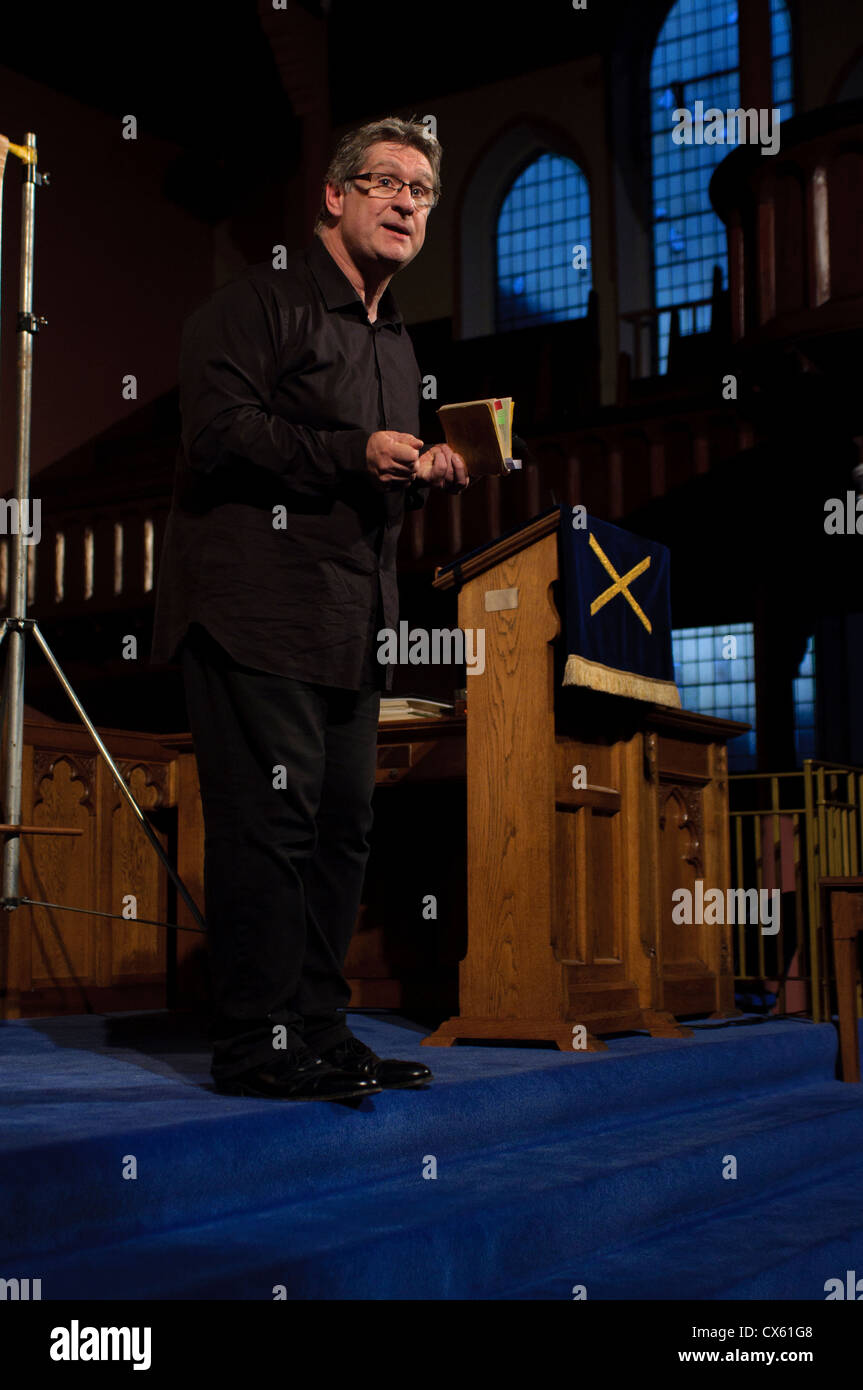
[149,235,428,690]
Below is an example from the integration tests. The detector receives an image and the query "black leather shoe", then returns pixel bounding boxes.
[214,1043,382,1101]
[317,1036,433,1090]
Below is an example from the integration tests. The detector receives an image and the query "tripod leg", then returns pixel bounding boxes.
[27,620,205,931]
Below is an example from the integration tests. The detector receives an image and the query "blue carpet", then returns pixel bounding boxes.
[2,1011,862,1299]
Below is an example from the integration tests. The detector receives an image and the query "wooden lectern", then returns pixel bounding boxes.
[421,509,747,1051]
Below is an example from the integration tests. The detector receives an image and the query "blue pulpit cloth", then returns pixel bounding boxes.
[558,508,681,707]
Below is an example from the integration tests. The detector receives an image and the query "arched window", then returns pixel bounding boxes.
[650,0,793,371]
[495,153,592,331]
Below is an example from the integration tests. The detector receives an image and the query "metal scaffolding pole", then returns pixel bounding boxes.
[0,131,204,939]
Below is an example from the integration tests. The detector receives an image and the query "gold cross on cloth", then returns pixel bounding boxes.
[588,532,653,634]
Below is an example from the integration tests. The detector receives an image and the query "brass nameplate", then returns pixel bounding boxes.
[484,587,519,612]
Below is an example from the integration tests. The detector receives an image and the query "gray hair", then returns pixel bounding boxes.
[314,115,442,233]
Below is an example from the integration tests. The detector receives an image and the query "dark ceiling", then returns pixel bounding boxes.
[326,0,610,122]
[0,0,612,137]
[0,0,620,219]
[3,2,299,222]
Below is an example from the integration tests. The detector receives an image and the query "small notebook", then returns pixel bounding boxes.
[436,397,521,478]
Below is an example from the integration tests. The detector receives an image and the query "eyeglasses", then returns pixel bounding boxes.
[348,171,438,209]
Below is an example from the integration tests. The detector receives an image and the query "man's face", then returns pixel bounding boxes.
[326,140,435,272]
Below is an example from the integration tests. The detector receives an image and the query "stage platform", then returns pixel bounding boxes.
[2,1010,863,1300]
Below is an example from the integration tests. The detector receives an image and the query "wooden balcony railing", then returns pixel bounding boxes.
[620,295,715,380]
[0,507,170,618]
[711,99,863,348]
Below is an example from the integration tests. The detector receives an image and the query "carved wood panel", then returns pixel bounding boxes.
[24,754,96,987]
[3,721,177,1016]
[108,762,167,978]
[554,803,621,965]
[658,781,705,970]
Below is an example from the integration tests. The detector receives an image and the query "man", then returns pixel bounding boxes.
[150,117,467,1102]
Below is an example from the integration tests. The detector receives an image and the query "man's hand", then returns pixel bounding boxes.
[366,431,424,489]
[412,442,469,492]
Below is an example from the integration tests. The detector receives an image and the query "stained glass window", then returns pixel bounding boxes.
[496,153,592,330]
[793,636,816,765]
[673,622,757,769]
[650,0,793,372]
[672,622,817,770]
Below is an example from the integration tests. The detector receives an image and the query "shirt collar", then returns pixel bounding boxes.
[307,234,404,331]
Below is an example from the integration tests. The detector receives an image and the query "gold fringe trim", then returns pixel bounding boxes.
[563,653,681,707]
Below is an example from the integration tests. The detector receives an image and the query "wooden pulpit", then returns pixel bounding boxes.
[421,509,747,1051]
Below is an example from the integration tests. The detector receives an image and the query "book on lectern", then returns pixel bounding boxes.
[378,697,453,722]
[436,397,522,477]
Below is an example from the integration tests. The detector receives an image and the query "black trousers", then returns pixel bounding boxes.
[180,622,381,1081]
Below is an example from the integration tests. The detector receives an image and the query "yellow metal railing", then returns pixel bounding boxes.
[728,761,863,1021]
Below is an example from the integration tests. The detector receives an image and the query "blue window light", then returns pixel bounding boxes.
[650,0,793,372]
[496,153,592,331]
[672,622,756,769]
[793,636,816,766]
[673,623,816,770]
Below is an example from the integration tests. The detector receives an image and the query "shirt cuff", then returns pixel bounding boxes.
[405,480,430,511]
[328,429,371,475]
